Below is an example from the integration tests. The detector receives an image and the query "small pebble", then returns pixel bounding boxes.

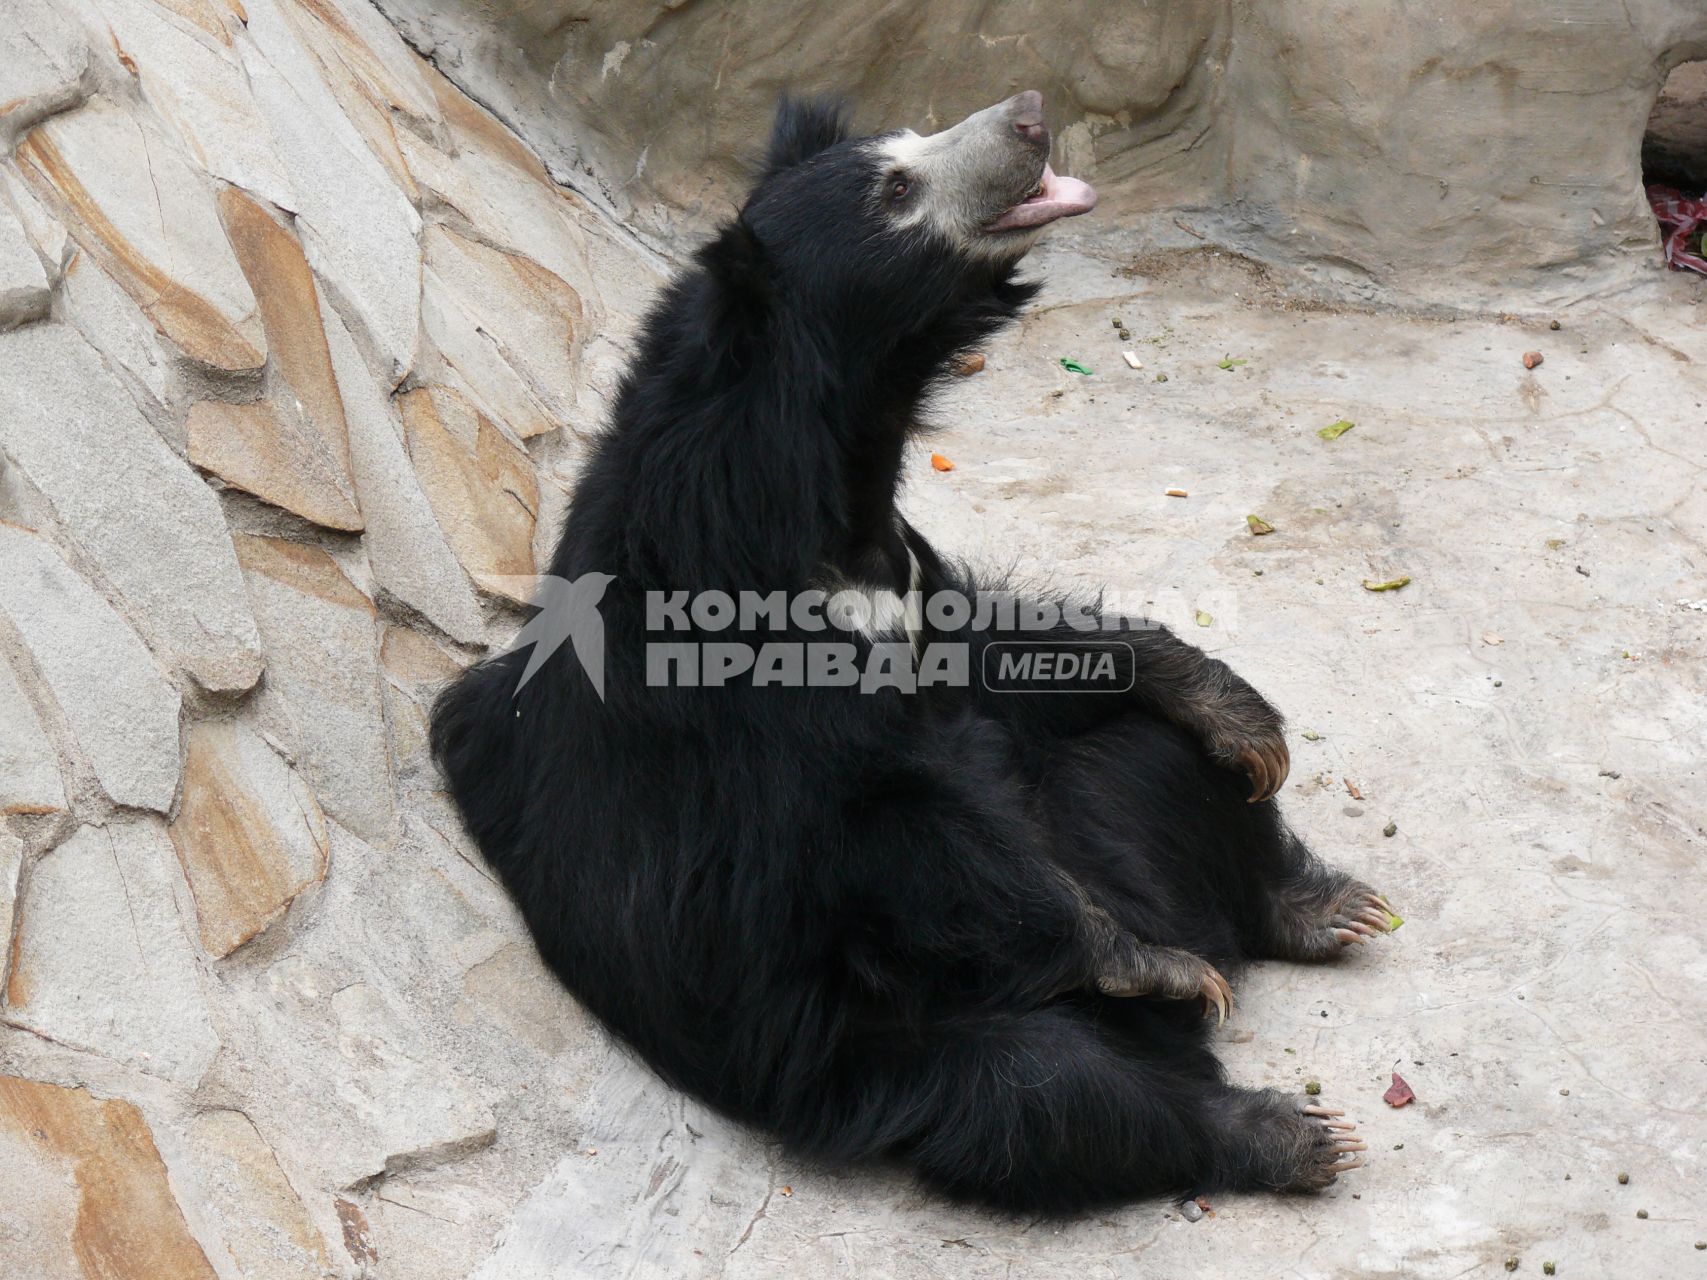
[1636,1209,1648,1219]
[1383,821,1397,838]
[1559,1088,1569,1096]
[1505,1258,1519,1272]
[1155,372,1169,382]
[1549,320,1561,330]
[1393,1143,1404,1150]
[1118,328,1132,341]
[1180,1200,1204,1222]
[1617,1172,1629,1185]
[1542,1264,1555,1277]
[1694,1241,1705,1250]
[1493,680,1503,687]
[1111,317,1123,328]
[1305,1080,1322,1095]
[1523,350,1544,369]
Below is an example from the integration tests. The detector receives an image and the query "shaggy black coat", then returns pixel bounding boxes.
[432,100,1383,1214]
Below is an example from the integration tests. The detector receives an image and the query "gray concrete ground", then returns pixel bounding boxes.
[471,232,1707,1279]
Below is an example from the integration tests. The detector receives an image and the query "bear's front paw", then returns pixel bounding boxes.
[1094,944,1233,1024]
[1204,720,1289,804]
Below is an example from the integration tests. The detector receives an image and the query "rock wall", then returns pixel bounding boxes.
[0,0,661,1272]
[381,0,1707,302]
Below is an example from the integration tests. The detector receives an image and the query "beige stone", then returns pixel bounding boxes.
[59,248,171,405]
[423,224,586,438]
[323,297,486,643]
[5,822,220,1086]
[188,401,363,531]
[17,99,267,371]
[181,1109,333,1279]
[0,831,20,996]
[0,522,181,813]
[0,0,89,154]
[275,0,440,205]
[0,1077,218,1280]
[400,385,539,604]
[0,324,265,693]
[234,533,395,841]
[420,267,557,444]
[168,718,330,958]
[93,0,299,212]
[0,198,51,330]
[238,0,422,380]
[187,189,364,529]
[0,652,65,816]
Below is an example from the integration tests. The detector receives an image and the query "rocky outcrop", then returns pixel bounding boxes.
[0,0,659,1273]
[382,0,1707,302]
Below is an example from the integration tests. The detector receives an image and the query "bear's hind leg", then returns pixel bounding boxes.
[871,1007,1363,1213]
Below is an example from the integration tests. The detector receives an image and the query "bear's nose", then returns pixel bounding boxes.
[1009,90,1047,148]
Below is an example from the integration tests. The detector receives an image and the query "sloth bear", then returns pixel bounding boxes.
[432,91,1391,1214]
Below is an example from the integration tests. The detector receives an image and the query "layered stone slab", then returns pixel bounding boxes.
[16,99,267,372]
[0,324,264,692]
[322,293,486,641]
[239,0,421,381]
[399,384,539,605]
[0,652,64,816]
[4,822,220,1086]
[423,224,585,439]
[0,522,181,813]
[168,718,330,958]
[0,199,51,331]
[93,0,299,212]
[180,1108,333,1279]
[233,533,394,841]
[0,1077,219,1280]
[0,0,89,153]
[190,189,363,531]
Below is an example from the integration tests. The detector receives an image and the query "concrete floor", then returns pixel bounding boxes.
[472,229,1707,1279]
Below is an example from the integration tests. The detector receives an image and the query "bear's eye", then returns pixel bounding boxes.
[887,176,911,203]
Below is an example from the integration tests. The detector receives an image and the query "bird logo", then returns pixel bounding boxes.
[486,572,616,701]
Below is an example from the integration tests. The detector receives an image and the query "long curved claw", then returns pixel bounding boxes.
[1301,1104,1345,1118]
[1332,1154,1367,1172]
[1333,1137,1368,1153]
[1237,747,1269,804]
[1332,927,1366,946]
[1199,966,1234,1025]
[1238,740,1291,803]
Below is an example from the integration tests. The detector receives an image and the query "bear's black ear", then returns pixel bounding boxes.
[763,95,850,179]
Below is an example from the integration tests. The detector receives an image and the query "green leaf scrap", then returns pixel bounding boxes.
[1362,576,1411,592]
[1318,419,1355,440]
[1194,609,1213,628]
[1059,358,1092,375]
[1246,514,1276,535]
[1217,355,1248,371]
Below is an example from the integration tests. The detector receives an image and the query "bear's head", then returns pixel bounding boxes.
[696,92,1096,370]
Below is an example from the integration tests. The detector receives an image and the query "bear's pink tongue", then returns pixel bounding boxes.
[982,165,1098,233]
